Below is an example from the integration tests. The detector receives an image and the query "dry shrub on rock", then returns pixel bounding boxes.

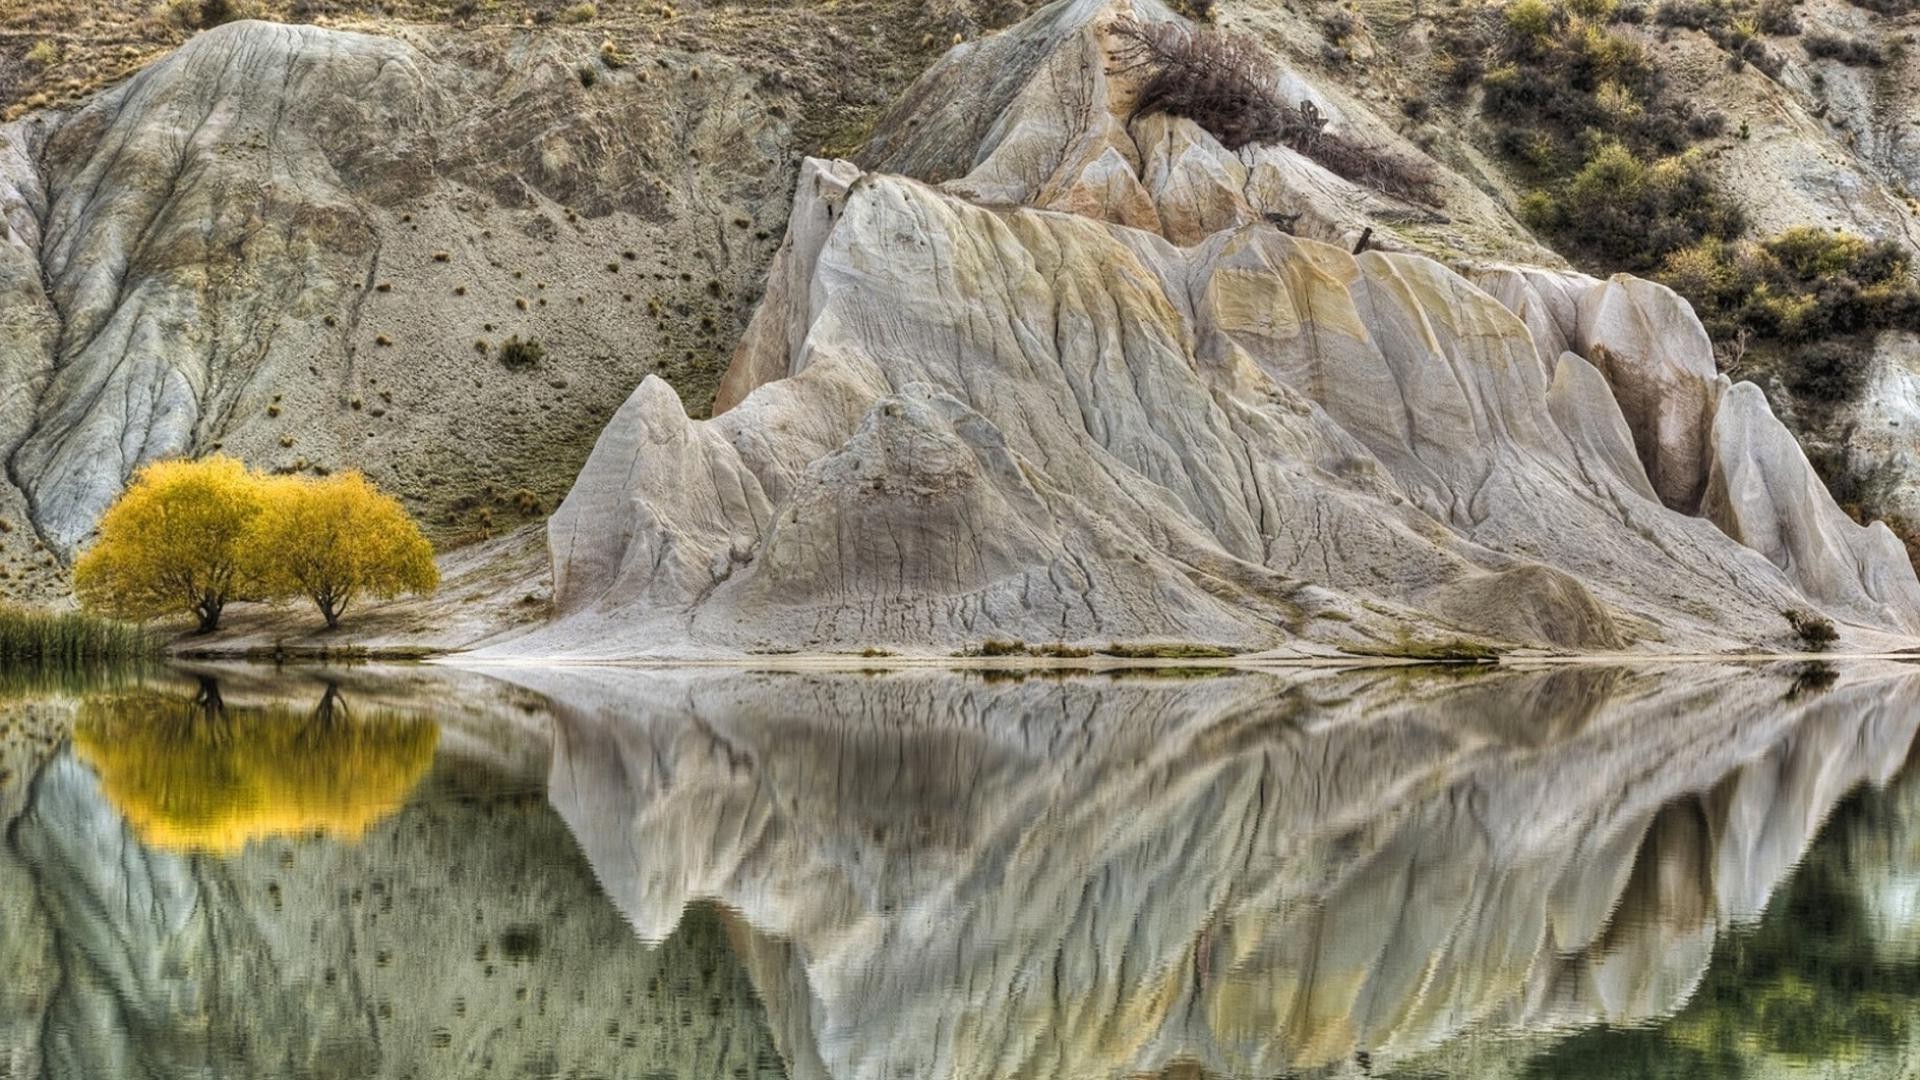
[1108,18,1440,205]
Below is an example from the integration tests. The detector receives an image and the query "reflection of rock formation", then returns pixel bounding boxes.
[3,672,787,1080]
[524,663,1920,1080]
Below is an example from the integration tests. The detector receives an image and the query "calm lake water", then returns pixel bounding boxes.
[3,659,1920,1079]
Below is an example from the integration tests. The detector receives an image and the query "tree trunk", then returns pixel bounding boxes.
[195,598,224,634]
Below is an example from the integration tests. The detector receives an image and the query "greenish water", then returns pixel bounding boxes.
[3,659,1920,1079]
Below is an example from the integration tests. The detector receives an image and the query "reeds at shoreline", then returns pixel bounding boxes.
[0,605,159,666]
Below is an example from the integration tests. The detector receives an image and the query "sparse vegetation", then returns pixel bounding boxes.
[1098,642,1241,659]
[1654,0,1795,72]
[1108,18,1440,204]
[1520,143,1742,272]
[498,336,545,370]
[164,0,247,30]
[1802,30,1888,66]
[1484,0,1740,270]
[955,639,1097,658]
[1783,608,1839,651]
[1656,227,1920,404]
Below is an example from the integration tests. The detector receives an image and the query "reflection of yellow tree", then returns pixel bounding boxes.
[73,682,438,854]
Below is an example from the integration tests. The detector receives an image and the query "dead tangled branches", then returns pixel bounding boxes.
[1107,18,1442,206]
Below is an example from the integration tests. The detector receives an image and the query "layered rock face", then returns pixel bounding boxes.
[520,661,1920,1080]
[515,0,1920,659]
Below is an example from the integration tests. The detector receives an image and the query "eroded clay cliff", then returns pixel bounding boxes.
[505,0,1920,658]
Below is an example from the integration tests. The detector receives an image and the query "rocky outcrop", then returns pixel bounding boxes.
[516,661,1920,1080]
[502,0,1920,659]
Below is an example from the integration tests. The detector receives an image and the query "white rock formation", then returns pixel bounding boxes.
[500,0,1920,659]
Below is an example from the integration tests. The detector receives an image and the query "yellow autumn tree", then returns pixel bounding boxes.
[73,456,269,633]
[251,470,438,629]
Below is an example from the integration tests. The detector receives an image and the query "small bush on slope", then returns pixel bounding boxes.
[1784,608,1839,651]
[1802,31,1889,66]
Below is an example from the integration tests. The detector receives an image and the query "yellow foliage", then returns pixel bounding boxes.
[250,470,438,629]
[1504,0,1554,41]
[73,457,436,633]
[74,689,438,855]
[73,456,268,633]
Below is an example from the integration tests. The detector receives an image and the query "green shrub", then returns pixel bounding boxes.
[1482,2,1744,269]
[1657,227,1920,345]
[1784,341,1874,403]
[1522,143,1743,271]
[497,336,545,371]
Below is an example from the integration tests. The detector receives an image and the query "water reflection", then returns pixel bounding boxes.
[73,678,437,853]
[1,660,1918,1079]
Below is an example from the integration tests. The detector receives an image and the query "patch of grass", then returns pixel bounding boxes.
[1098,642,1241,659]
[1342,633,1502,661]
[0,605,158,664]
[1030,642,1092,658]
